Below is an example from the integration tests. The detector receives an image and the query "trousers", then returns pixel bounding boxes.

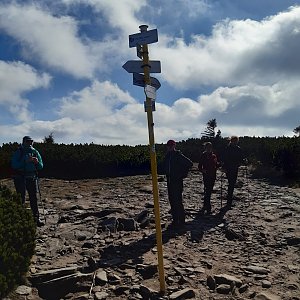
[226,168,239,205]
[14,176,39,218]
[202,174,216,211]
[167,178,185,225]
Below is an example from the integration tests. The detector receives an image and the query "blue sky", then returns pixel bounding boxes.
[0,0,300,145]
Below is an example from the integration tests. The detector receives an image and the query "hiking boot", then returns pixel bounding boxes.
[36,218,45,227]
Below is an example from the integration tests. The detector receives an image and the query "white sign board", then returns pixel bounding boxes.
[144,84,156,100]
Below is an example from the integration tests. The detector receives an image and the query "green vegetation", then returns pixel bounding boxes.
[0,136,299,184]
[0,185,36,298]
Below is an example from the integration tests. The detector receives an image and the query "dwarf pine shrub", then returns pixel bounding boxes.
[0,184,36,298]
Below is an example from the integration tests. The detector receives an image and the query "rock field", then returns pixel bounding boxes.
[2,165,300,300]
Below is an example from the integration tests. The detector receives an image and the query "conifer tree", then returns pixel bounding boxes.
[201,119,218,139]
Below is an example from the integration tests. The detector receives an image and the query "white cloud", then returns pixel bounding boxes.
[0,77,297,145]
[62,0,147,34]
[0,3,95,78]
[58,80,136,118]
[155,6,300,88]
[0,60,51,122]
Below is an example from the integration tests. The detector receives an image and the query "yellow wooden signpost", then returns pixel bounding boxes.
[123,25,166,292]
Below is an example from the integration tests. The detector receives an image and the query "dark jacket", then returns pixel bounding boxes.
[198,151,218,177]
[164,150,193,181]
[223,144,243,171]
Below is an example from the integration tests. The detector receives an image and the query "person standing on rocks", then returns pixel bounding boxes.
[164,139,193,228]
[11,136,45,226]
[222,136,244,209]
[198,142,219,215]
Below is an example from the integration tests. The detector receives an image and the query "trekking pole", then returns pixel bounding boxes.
[246,165,249,203]
[36,172,46,223]
[220,171,223,208]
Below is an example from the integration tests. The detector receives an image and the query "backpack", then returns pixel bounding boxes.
[10,146,25,178]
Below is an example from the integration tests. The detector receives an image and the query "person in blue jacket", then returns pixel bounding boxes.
[11,136,44,226]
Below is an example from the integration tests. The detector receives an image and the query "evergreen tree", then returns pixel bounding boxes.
[43,133,55,144]
[293,125,300,137]
[201,119,218,139]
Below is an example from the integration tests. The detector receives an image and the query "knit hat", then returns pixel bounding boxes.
[167,139,176,146]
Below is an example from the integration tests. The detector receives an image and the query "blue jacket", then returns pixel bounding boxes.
[11,145,43,177]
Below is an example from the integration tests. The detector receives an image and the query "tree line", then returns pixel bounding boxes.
[0,136,299,183]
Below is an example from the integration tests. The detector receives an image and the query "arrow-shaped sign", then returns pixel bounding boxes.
[122,60,161,73]
[133,73,161,90]
[129,29,158,48]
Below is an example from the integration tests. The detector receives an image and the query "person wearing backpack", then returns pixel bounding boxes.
[222,136,244,209]
[198,142,219,215]
[11,136,44,226]
[164,139,193,228]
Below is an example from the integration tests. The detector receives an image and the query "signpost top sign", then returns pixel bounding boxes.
[129,29,158,48]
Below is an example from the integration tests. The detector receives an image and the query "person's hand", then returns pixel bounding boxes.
[29,156,38,164]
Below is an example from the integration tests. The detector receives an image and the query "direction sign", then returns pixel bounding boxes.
[122,60,161,74]
[129,29,158,48]
[144,84,156,100]
[133,73,161,90]
[144,100,156,112]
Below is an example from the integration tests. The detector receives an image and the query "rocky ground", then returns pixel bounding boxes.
[1,165,300,300]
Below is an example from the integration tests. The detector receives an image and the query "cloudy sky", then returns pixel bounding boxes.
[0,0,299,145]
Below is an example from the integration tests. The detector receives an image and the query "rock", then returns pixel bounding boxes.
[214,273,243,287]
[95,269,108,285]
[134,210,150,228]
[138,284,157,298]
[136,264,157,279]
[216,284,231,294]
[29,266,79,285]
[35,272,91,300]
[239,284,249,293]
[94,291,109,299]
[114,285,130,296]
[15,285,32,295]
[99,217,118,233]
[262,280,272,288]
[286,236,300,246]
[169,287,196,299]
[285,281,299,290]
[244,265,270,275]
[255,292,280,300]
[207,275,216,290]
[117,217,138,231]
[224,227,246,241]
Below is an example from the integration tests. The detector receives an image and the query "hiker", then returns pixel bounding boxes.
[11,136,44,226]
[164,139,193,228]
[198,142,219,214]
[222,136,244,209]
